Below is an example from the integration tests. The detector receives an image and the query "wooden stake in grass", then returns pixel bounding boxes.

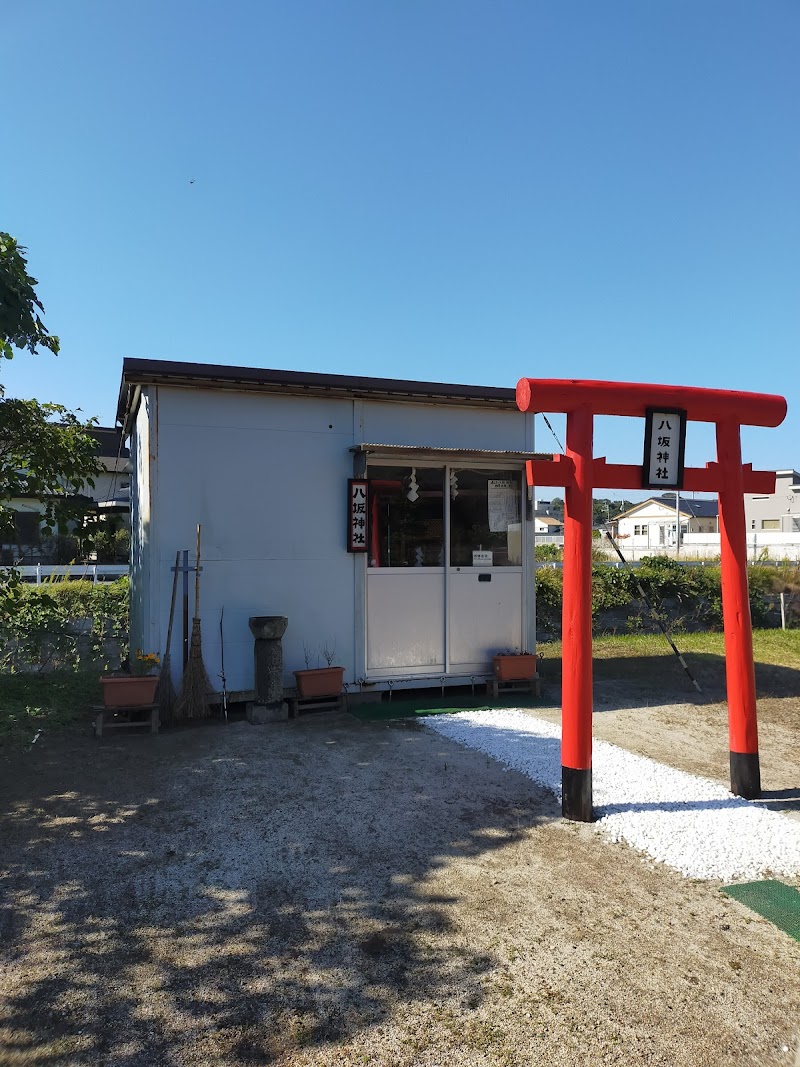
[175,525,213,720]
[156,550,181,724]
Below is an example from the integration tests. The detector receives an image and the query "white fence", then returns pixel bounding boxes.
[595,532,800,562]
[16,564,128,584]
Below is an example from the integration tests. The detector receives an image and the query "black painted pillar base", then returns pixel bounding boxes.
[730,751,761,799]
[562,766,593,822]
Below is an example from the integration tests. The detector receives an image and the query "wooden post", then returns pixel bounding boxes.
[716,419,761,799]
[182,549,190,668]
[561,406,594,821]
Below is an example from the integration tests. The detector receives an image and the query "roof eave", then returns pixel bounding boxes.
[116,358,520,429]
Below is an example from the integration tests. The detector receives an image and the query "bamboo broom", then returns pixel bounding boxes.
[175,524,213,720]
[156,550,181,723]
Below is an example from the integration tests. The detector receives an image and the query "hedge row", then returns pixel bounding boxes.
[0,578,129,671]
[536,557,799,634]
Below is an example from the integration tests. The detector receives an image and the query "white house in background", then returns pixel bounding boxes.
[533,514,564,535]
[119,358,546,695]
[745,469,800,534]
[1,427,129,565]
[615,495,718,552]
[89,426,131,517]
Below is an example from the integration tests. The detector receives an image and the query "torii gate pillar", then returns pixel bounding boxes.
[561,406,594,819]
[517,379,787,821]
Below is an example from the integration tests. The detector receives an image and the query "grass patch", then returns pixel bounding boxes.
[537,630,800,704]
[0,671,101,748]
[540,629,800,669]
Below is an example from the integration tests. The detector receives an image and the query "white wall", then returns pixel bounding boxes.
[145,385,533,692]
[129,389,155,657]
[92,467,129,505]
[745,471,800,531]
[598,532,800,561]
[681,532,800,561]
[617,501,718,553]
[360,398,530,451]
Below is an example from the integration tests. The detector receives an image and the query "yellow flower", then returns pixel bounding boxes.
[132,650,161,675]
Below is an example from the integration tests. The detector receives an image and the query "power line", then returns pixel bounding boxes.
[540,413,564,454]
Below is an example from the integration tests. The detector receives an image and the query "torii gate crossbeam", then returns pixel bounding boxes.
[517,379,787,822]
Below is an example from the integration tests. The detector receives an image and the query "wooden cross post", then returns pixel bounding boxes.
[171,551,202,668]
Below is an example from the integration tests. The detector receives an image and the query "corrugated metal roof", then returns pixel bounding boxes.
[351,443,552,461]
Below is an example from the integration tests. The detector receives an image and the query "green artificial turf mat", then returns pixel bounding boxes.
[721,880,800,941]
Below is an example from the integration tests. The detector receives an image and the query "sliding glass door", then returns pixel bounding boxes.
[364,463,524,677]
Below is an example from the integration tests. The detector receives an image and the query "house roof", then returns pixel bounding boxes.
[616,495,719,521]
[534,514,563,526]
[117,358,520,428]
[89,426,129,460]
[653,495,718,517]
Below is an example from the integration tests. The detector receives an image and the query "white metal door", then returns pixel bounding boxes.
[366,570,445,674]
[448,569,522,669]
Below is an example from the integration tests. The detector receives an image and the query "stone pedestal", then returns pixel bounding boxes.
[247,615,288,724]
[246,701,288,724]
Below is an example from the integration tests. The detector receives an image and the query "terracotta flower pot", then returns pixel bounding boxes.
[100,674,160,707]
[293,667,345,698]
[492,654,539,682]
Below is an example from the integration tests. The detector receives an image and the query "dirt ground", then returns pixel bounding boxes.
[1,681,799,1067]
[534,670,800,820]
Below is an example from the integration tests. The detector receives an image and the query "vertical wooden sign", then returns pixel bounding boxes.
[642,408,687,490]
[347,479,369,552]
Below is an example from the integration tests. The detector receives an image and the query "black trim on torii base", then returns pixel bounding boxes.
[562,767,593,822]
[730,751,761,799]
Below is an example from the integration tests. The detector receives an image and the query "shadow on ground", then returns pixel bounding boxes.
[0,714,558,1066]
[752,789,800,815]
[537,653,800,713]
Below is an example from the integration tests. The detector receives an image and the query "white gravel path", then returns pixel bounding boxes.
[424,708,800,881]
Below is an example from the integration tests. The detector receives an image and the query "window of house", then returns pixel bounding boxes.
[761,519,780,530]
[634,524,645,536]
[449,468,522,566]
[13,511,41,546]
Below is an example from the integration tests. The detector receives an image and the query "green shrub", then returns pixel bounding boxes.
[534,543,562,561]
[591,566,634,611]
[0,577,128,671]
[635,556,693,601]
[535,567,562,632]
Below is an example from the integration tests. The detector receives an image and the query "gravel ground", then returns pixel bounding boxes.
[424,709,800,880]
[1,686,799,1067]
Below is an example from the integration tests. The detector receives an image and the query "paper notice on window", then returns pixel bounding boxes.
[487,479,519,533]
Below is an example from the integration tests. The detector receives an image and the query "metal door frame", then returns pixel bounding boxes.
[359,457,530,685]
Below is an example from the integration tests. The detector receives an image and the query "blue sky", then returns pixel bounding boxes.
[2,0,797,495]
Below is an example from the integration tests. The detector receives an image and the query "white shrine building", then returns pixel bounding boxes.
[118,359,546,695]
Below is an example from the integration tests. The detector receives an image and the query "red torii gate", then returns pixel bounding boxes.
[516,379,787,822]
